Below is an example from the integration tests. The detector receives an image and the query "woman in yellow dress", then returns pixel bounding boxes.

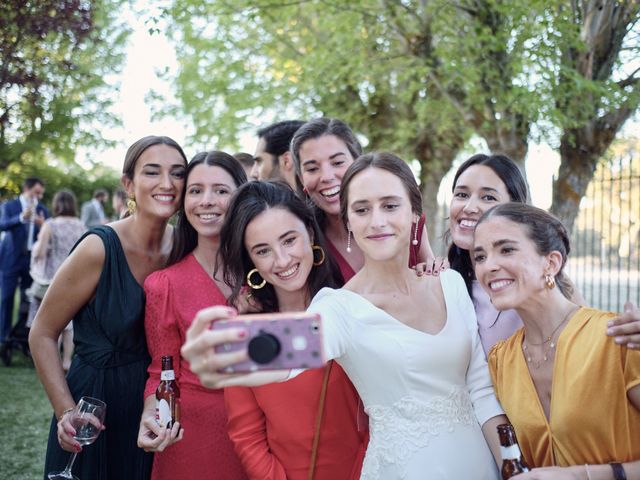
[473,202,640,480]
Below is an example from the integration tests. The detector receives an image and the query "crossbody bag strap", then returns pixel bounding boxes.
[307,360,333,480]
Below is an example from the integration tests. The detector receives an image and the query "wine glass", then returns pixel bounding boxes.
[48,396,106,480]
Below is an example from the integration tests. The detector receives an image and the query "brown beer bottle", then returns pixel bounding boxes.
[497,423,530,479]
[155,355,180,428]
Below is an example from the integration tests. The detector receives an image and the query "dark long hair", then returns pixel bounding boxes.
[168,151,248,266]
[476,203,573,298]
[219,181,343,312]
[447,153,529,295]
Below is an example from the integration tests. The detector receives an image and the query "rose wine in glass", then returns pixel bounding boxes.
[48,396,106,480]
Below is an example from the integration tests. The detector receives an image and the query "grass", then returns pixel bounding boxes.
[0,354,52,480]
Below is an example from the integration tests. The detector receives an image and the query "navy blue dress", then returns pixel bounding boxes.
[43,226,153,480]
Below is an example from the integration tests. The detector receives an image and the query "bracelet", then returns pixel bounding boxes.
[610,463,627,480]
[584,464,592,480]
[58,407,75,421]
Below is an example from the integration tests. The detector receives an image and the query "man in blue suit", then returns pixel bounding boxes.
[0,177,49,353]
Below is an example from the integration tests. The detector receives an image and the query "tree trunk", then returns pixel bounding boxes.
[550,132,600,233]
[414,127,465,255]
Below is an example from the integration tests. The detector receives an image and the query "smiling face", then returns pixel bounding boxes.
[123,144,186,220]
[244,207,314,296]
[346,167,415,263]
[184,164,238,240]
[473,216,553,311]
[298,134,355,217]
[449,165,511,251]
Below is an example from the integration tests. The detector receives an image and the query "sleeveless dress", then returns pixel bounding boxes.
[307,270,502,480]
[43,226,153,480]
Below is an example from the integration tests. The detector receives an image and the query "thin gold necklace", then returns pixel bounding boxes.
[522,305,579,369]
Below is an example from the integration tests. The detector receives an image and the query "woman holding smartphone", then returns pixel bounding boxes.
[136,152,248,479]
[217,180,366,480]
[474,203,640,479]
[183,154,506,480]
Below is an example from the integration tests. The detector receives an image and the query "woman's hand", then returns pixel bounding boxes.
[56,408,105,453]
[513,466,584,479]
[137,403,183,452]
[414,257,449,277]
[607,301,640,349]
[181,306,250,389]
[234,286,262,314]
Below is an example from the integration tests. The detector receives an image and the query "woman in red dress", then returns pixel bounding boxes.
[136,151,249,480]
[220,181,367,480]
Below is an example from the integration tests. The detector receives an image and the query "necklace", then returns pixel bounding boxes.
[522,305,579,369]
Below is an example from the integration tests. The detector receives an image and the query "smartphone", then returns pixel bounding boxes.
[210,312,325,373]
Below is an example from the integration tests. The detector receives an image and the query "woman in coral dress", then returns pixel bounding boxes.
[137,151,248,480]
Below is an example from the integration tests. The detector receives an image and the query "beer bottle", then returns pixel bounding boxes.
[156,355,180,428]
[497,423,530,479]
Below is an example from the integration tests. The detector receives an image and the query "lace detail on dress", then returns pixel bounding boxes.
[362,387,475,480]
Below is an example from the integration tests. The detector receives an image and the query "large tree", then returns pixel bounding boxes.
[550,0,640,232]
[158,0,639,239]
[0,0,130,176]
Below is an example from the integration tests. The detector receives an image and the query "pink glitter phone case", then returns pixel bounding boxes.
[211,312,325,372]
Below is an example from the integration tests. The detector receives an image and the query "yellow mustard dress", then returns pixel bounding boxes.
[488,307,640,467]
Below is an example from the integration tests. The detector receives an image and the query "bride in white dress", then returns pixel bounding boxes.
[183,152,505,479]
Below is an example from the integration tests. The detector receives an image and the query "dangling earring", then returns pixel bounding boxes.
[126,195,137,215]
[346,229,352,253]
[312,245,325,266]
[545,274,556,289]
[246,268,266,289]
[412,217,419,246]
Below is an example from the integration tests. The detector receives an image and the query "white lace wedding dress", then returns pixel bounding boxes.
[308,270,501,480]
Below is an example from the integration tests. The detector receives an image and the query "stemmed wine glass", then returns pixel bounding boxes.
[48,396,106,480]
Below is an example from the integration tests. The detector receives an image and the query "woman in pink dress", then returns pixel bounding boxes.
[136,151,248,480]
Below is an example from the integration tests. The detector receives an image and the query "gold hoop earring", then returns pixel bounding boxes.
[545,274,556,289]
[312,245,325,266]
[246,268,266,289]
[346,229,352,253]
[126,195,137,215]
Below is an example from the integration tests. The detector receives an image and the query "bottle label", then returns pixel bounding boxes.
[500,444,523,461]
[156,398,171,428]
[161,370,175,381]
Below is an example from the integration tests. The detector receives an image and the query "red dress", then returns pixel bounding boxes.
[225,365,367,480]
[144,254,248,480]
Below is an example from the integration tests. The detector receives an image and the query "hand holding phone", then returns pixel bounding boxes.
[210,312,324,373]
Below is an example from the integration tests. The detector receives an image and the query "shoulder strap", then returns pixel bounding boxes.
[307,360,333,480]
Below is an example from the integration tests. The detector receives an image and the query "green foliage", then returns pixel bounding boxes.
[0,0,131,170]
[0,157,121,210]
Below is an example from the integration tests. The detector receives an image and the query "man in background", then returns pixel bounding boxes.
[252,120,305,193]
[81,188,109,228]
[0,177,49,357]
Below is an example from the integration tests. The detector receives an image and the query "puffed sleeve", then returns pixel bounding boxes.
[445,271,504,425]
[143,270,182,399]
[308,288,353,361]
[224,387,287,480]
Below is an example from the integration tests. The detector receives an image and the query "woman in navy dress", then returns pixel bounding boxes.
[29,136,188,480]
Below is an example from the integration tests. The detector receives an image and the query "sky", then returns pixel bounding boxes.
[89,3,637,210]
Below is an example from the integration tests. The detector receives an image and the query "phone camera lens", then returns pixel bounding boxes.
[248,333,281,364]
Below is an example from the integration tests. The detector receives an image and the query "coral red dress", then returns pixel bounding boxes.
[144,254,247,480]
